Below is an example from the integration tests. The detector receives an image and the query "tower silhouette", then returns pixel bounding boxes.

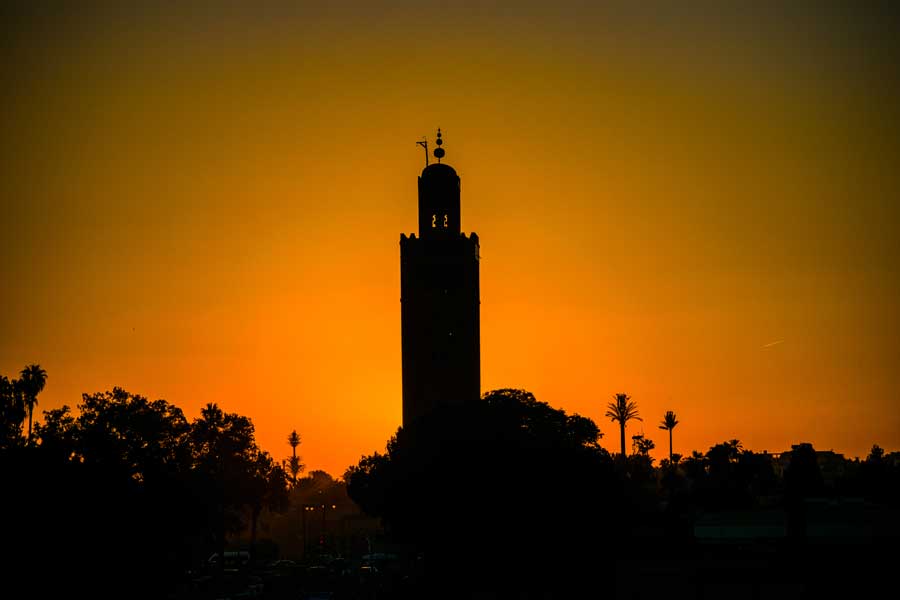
[400,130,481,426]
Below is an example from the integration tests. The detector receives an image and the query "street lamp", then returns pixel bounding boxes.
[302,504,317,558]
[318,503,338,553]
[301,502,339,558]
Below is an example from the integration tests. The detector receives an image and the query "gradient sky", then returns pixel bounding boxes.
[3,2,899,476]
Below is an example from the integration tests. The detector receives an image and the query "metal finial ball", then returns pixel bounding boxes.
[434,147,445,159]
[436,137,443,145]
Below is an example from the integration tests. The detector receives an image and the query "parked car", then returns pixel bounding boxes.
[207,550,251,571]
[265,558,299,574]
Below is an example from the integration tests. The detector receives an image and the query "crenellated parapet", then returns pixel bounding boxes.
[401,231,480,260]
[401,231,478,242]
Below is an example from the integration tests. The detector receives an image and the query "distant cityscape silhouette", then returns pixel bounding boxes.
[2,136,898,599]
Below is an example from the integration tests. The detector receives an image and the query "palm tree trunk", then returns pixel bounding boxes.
[669,429,673,462]
[27,405,33,442]
[619,421,626,459]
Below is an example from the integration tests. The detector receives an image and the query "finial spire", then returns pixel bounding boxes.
[433,128,445,163]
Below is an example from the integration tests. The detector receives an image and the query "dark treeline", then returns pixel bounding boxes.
[346,389,900,598]
[3,367,899,599]
[1,368,288,599]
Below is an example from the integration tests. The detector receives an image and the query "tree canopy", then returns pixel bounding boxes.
[346,388,623,592]
[5,385,289,599]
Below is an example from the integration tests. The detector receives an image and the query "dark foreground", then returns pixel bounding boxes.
[158,536,895,600]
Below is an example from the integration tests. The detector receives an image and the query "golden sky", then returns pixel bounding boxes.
[2,2,899,475]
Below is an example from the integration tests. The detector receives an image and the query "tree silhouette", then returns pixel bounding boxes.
[868,444,885,463]
[605,393,641,460]
[784,442,824,538]
[28,389,289,590]
[680,450,707,480]
[19,364,47,443]
[247,450,289,556]
[286,429,305,485]
[706,439,742,473]
[30,388,197,596]
[33,404,76,460]
[346,388,619,594]
[0,375,26,448]
[658,410,679,462]
[191,403,257,572]
[632,433,655,456]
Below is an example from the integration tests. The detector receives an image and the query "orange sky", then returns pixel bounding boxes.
[2,2,899,475]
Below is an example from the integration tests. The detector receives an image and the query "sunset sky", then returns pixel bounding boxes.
[3,2,899,475]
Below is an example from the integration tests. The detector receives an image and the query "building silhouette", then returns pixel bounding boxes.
[400,130,481,426]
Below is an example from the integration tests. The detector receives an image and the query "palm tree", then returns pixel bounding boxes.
[19,364,47,443]
[286,430,304,485]
[288,430,300,454]
[658,410,679,462]
[605,393,641,460]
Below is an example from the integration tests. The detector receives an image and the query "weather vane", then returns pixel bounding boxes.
[416,136,429,167]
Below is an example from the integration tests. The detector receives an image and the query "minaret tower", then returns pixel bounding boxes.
[400,129,481,426]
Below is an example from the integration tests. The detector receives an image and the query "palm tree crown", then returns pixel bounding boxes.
[287,430,301,455]
[19,364,47,443]
[605,393,641,459]
[605,393,641,425]
[658,411,678,431]
[658,410,679,462]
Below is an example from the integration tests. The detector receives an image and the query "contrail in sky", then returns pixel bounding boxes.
[762,340,784,348]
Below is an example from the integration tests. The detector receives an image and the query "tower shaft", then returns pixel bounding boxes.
[400,155,481,426]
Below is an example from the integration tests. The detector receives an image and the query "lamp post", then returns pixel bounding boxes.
[319,503,337,553]
[301,502,339,559]
[302,504,316,559]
